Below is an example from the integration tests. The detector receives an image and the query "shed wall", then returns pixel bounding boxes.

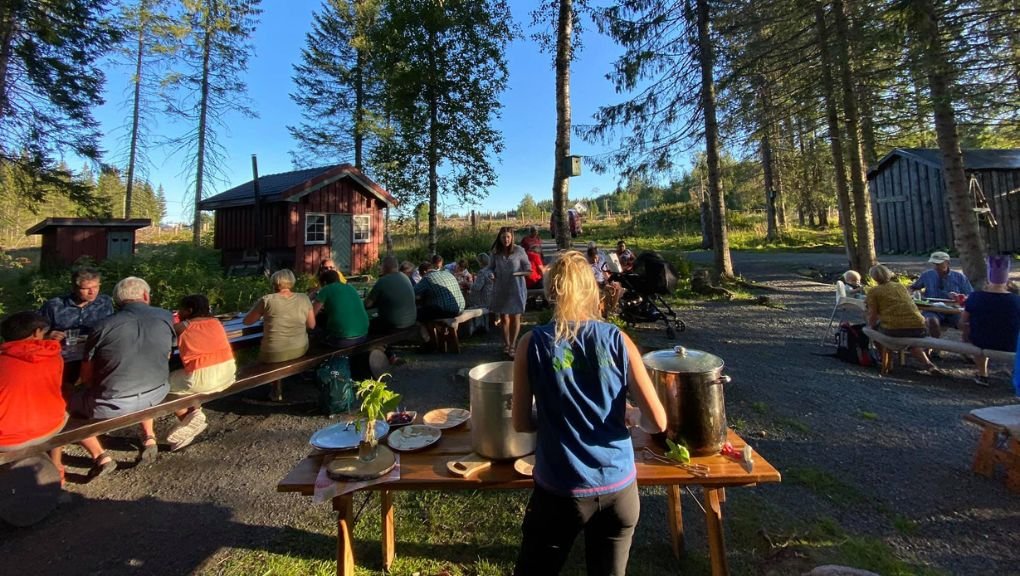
[42,228,109,267]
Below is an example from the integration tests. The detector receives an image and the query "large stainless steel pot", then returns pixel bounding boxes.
[642,346,731,456]
[468,361,536,460]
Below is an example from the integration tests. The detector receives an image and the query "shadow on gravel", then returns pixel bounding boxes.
[0,495,333,576]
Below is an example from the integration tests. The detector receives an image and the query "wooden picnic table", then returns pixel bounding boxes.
[278,423,781,576]
[915,300,963,316]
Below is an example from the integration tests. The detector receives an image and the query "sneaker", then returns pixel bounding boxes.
[974,375,990,387]
[167,409,208,451]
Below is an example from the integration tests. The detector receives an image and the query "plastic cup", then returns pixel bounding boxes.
[65,328,80,346]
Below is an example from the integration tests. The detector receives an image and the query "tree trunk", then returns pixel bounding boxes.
[551,0,572,250]
[696,0,732,280]
[0,5,17,124]
[757,75,779,242]
[426,29,439,255]
[125,12,147,219]
[916,0,986,285]
[814,0,858,270]
[832,0,876,271]
[193,8,214,246]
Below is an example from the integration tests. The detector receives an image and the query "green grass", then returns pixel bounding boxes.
[858,411,879,421]
[776,417,811,434]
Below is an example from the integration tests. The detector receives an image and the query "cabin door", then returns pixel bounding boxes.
[107,231,133,258]
[329,214,352,274]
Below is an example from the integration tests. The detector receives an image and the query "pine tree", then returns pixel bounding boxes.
[371,0,513,255]
[289,0,383,169]
[0,0,119,211]
[164,0,261,245]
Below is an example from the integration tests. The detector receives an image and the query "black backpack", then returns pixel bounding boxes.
[835,322,875,367]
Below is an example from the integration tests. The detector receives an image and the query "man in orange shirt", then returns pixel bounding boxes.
[0,312,67,475]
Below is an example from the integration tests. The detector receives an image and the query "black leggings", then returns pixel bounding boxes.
[513,480,639,576]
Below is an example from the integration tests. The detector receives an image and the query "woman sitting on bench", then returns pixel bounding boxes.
[167,294,237,451]
[961,255,1020,386]
[866,264,940,374]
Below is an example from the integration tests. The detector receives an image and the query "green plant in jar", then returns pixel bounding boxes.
[355,374,401,460]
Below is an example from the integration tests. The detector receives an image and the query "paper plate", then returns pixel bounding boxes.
[423,408,471,429]
[513,454,535,477]
[310,420,390,451]
[387,425,442,452]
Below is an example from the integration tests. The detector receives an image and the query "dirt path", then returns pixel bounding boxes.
[2,252,1018,575]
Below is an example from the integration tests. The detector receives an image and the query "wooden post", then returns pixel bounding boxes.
[334,494,355,576]
[667,485,686,558]
[704,488,729,575]
[381,490,395,570]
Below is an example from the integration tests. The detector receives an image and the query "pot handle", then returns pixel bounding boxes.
[716,375,732,385]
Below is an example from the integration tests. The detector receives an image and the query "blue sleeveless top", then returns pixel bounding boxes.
[526,321,636,497]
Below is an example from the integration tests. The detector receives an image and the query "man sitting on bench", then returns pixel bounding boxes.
[909,251,973,342]
[58,277,175,479]
[364,256,417,365]
[415,255,466,322]
[314,269,369,349]
[0,312,67,481]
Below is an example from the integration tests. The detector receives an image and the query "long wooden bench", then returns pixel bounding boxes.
[862,327,1016,375]
[421,307,488,353]
[964,405,1020,493]
[0,325,419,467]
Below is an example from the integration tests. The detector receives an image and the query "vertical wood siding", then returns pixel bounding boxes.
[871,157,1019,254]
[215,178,385,274]
[44,228,109,266]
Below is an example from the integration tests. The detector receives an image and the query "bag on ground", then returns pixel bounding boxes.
[835,322,875,367]
[316,356,356,416]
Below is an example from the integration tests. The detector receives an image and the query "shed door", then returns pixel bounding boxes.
[330,214,352,274]
[107,231,133,258]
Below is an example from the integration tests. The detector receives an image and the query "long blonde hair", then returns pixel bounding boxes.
[545,251,601,342]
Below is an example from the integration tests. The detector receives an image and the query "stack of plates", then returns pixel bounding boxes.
[309,420,390,451]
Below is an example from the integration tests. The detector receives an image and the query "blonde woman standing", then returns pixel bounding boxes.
[511,251,666,575]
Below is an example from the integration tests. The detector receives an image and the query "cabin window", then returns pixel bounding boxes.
[305,213,327,244]
[353,214,371,244]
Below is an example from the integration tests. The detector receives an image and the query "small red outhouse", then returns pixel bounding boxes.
[26,218,151,270]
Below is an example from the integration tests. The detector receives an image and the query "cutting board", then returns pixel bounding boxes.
[446,453,492,477]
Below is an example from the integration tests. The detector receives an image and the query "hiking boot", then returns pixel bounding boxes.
[167,409,208,451]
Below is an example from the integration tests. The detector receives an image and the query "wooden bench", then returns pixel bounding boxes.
[0,326,419,468]
[862,327,1016,375]
[964,405,1020,493]
[421,307,488,353]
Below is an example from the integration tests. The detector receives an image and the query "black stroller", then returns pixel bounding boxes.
[610,251,687,339]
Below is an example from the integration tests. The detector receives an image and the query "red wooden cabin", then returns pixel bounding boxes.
[199,164,397,275]
[26,218,151,270]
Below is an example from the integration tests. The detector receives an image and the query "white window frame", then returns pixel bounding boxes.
[352,214,371,244]
[305,213,327,245]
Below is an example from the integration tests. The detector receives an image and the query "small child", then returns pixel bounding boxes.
[0,311,67,462]
[167,294,236,451]
[843,270,865,297]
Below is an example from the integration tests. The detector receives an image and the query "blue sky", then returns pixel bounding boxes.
[92,0,685,223]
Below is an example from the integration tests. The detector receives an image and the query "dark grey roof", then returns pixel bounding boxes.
[26,218,151,235]
[198,164,396,210]
[869,148,1020,177]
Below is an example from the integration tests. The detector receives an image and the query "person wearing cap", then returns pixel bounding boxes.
[909,251,974,339]
[960,255,1020,386]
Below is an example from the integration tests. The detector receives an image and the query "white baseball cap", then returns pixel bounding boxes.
[928,251,951,264]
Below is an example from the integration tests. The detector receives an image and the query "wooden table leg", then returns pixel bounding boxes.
[704,487,729,576]
[334,494,355,576]
[667,485,685,558]
[381,490,395,570]
[972,427,998,477]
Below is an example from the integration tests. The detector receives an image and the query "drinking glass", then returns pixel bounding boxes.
[65,328,80,346]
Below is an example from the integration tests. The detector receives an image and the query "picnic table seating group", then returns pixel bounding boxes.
[862,327,1017,375]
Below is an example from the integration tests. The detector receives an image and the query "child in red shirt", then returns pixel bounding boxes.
[0,312,67,452]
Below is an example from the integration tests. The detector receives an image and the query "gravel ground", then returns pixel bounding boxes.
[2,250,1018,575]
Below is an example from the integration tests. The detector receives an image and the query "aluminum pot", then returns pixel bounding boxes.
[642,346,731,456]
[468,361,536,460]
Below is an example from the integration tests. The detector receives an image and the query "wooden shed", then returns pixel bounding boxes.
[198,164,397,274]
[868,148,1020,254]
[26,218,151,270]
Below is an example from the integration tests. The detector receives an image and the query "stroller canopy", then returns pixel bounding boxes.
[628,251,680,295]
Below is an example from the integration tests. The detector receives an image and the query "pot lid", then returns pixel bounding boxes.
[642,346,724,374]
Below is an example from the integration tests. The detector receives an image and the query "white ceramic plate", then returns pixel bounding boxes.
[387,425,442,451]
[514,454,535,477]
[309,420,390,451]
[423,408,471,429]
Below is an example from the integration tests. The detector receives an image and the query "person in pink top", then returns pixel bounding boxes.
[167,294,236,451]
[520,225,543,253]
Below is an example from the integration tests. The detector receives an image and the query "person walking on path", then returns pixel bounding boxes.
[510,250,666,575]
[490,226,531,358]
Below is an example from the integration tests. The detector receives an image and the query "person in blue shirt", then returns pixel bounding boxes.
[39,267,115,343]
[909,251,974,339]
[511,250,666,576]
